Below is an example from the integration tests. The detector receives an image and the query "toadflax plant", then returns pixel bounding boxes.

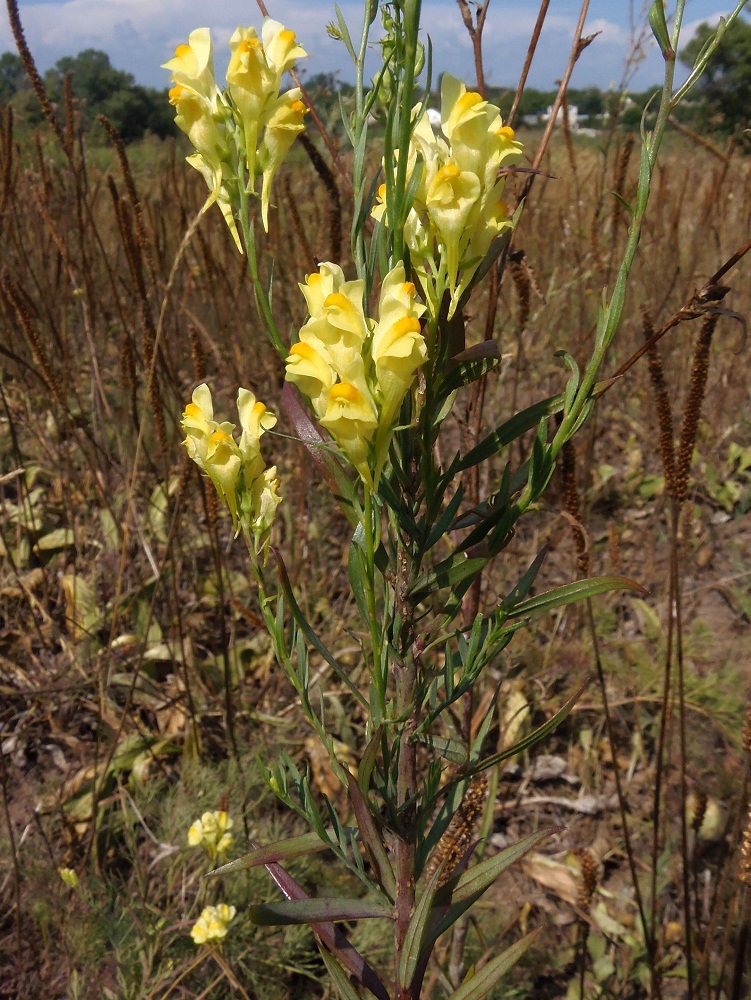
[164,2,745,996]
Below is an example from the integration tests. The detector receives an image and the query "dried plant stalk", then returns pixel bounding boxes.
[642,307,676,496]
[675,315,718,504]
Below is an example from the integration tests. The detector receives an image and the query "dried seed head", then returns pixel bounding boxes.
[738,803,751,887]
[299,131,342,264]
[574,848,598,912]
[561,438,588,574]
[743,700,751,755]
[675,315,718,504]
[642,307,676,497]
[426,773,488,886]
[509,249,531,333]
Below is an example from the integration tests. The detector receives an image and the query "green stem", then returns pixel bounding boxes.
[237,181,285,359]
[392,0,422,267]
[552,0,687,459]
[364,485,386,723]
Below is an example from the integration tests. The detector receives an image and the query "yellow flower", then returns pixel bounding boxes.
[187,810,234,860]
[425,163,481,292]
[285,341,334,417]
[248,466,283,554]
[371,263,427,476]
[58,867,79,888]
[163,30,233,224]
[166,20,306,242]
[227,21,307,190]
[299,263,345,318]
[259,96,307,228]
[237,387,277,485]
[373,73,522,317]
[320,383,379,486]
[191,903,237,945]
[262,19,307,78]
[162,28,221,108]
[182,384,281,545]
[285,262,426,486]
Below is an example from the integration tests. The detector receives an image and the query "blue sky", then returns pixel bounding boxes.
[2,1,742,93]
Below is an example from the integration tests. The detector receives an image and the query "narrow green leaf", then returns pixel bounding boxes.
[347,772,397,900]
[348,525,369,624]
[398,860,446,989]
[507,575,647,618]
[467,682,587,775]
[449,828,556,905]
[249,897,392,926]
[274,550,369,709]
[445,928,541,1000]
[458,392,564,471]
[319,947,365,1000]
[252,842,389,1000]
[425,484,464,550]
[208,832,327,877]
[334,4,357,59]
[410,555,487,603]
[501,546,549,612]
[440,343,502,397]
[358,725,382,800]
[412,733,469,766]
[648,0,672,57]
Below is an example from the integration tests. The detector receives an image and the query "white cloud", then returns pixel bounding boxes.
[0,0,677,91]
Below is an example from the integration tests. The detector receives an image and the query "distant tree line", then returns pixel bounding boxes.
[1,16,748,146]
[0,49,175,143]
[308,16,750,138]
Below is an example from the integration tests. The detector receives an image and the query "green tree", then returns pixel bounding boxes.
[0,52,26,104]
[680,16,751,131]
[45,49,176,142]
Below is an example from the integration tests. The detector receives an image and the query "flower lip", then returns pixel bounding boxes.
[324,292,356,312]
[329,382,365,404]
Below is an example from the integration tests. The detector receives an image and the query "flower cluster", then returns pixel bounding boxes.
[285,262,427,486]
[191,903,237,945]
[373,74,523,317]
[187,809,234,861]
[162,20,307,246]
[182,384,281,553]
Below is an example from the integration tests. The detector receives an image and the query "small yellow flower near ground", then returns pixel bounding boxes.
[190,903,237,945]
[187,809,234,861]
[58,867,79,888]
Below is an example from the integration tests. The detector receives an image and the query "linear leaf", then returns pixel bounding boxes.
[410,555,487,603]
[319,947,365,1000]
[412,733,469,766]
[274,550,369,708]
[445,928,541,1000]
[398,860,446,990]
[251,841,389,1000]
[449,827,556,905]
[347,772,397,899]
[457,395,563,472]
[249,897,392,926]
[506,575,647,618]
[466,682,587,775]
[440,343,502,397]
[208,831,327,876]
